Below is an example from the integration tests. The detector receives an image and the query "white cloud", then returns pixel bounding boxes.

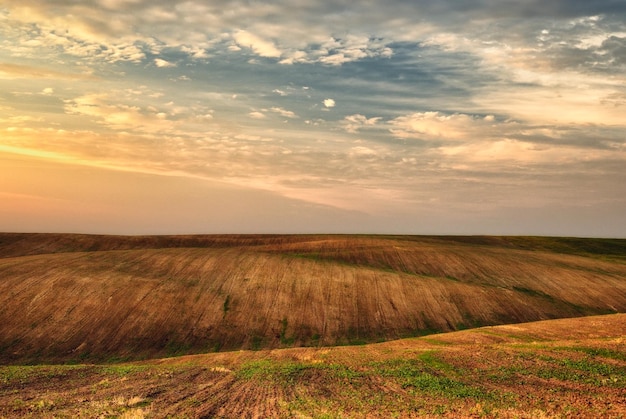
[390,112,499,141]
[0,63,96,80]
[181,45,209,59]
[323,98,336,108]
[233,30,281,58]
[304,119,325,126]
[63,92,178,133]
[349,146,378,157]
[316,35,393,66]
[275,35,394,66]
[438,138,600,166]
[319,54,350,66]
[41,87,54,95]
[342,114,382,133]
[278,50,309,65]
[248,111,266,119]
[270,107,298,118]
[154,58,176,68]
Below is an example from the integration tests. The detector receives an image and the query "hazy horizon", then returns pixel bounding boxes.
[1,1,625,237]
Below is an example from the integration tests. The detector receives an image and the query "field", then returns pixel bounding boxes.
[1,314,625,418]
[0,234,625,417]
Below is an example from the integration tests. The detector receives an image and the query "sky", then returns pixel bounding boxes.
[1,1,625,236]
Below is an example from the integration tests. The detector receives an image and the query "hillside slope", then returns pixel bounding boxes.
[1,314,625,418]
[0,234,625,363]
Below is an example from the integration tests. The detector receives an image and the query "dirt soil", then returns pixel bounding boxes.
[1,314,624,418]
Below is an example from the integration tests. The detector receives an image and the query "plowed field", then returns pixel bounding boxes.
[1,234,625,363]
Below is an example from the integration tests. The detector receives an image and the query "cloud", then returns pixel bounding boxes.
[270,107,298,118]
[317,35,393,66]
[180,45,210,59]
[278,50,309,65]
[349,146,378,157]
[5,0,622,77]
[2,0,626,236]
[63,92,178,133]
[342,114,382,134]
[3,1,397,67]
[390,112,499,141]
[233,30,281,58]
[0,63,96,80]
[248,111,266,119]
[154,58,176,68]
[276,35,394,66]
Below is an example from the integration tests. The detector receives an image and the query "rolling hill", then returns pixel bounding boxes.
[1,314,625,418]
[1,233,625,364]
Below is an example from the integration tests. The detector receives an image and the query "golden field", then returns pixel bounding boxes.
[0,234,624,417]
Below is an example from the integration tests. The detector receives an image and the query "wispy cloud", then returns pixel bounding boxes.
[342,114,381,134]
[0,63,97,80]
[248,111,266,119]
[1,0,625,235]
[389,112,500,141]
[270,107,298,118]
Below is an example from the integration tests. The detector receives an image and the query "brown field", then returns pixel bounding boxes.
[0,314,625,418]
[1,234,625,363]
[0,233,625,417]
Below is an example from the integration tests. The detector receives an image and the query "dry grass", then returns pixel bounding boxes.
[0,234,625,363]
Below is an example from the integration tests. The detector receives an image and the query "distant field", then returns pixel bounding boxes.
[1,233,625,363]
[1,314,624,418]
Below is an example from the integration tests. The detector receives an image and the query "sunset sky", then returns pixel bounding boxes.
[1,1,625,236]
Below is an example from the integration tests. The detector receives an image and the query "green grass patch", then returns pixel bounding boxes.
[279,317,295,345]
[222,294,231,317]
[512,286,555,301]
[370,356,495,400]
[503,236,626,260]
[493,351,625,388]
[99,364,149,377]
[236,360,361,385]
[236,360,306,383]
[165,340,193,357]
[554,346,626,361]
[418,351,454,373]
[478,329,546,343]
[0,365,42,384]
[535,355,624,386]
[288,252,321,262]
[0,364,88,385]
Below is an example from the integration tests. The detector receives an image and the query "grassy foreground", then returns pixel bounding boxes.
[1,314,625,418]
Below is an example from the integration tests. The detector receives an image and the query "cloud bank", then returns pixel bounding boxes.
[1,0,625,235]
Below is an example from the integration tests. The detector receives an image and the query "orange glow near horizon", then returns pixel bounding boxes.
[1,1,625,236]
